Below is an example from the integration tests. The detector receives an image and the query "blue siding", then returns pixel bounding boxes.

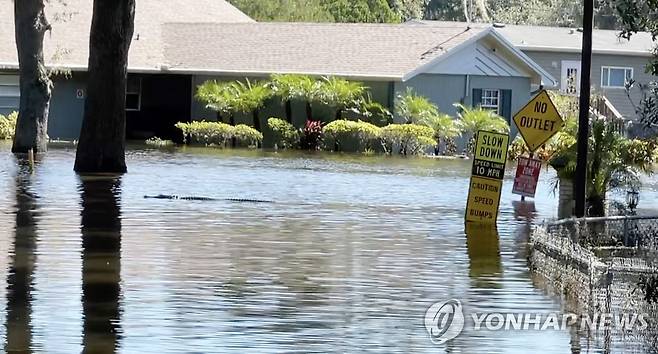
[48,74,87,140]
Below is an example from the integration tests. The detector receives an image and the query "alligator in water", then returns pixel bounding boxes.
[144,194,273,203]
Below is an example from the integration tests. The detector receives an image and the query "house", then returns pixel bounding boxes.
[418,21,657,132]
[1,2,556,141]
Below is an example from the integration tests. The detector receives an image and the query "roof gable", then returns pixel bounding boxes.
[402,28,557,87]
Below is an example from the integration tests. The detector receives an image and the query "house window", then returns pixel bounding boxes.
[126,76,141,111]
[601,66,633,88]
[481,89,500,113]
[0,75,20,112]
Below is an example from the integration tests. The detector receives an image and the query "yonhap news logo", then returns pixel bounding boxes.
[424,299,465,344]
[424,299,649,345]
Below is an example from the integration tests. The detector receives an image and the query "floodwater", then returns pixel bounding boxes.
[0,143,652,353]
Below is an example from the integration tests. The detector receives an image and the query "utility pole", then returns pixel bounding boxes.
[574,0,594,217]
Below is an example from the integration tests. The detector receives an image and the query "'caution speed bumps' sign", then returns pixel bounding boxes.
[513,90,564,152]
[465,130,510,224]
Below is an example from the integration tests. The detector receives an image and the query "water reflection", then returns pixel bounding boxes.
[465,223,502,289]
[5,159,39,353]
[79,176,123,353]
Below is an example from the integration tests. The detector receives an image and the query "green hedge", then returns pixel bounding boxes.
[267,118,299,149]
[381,124,436,155]
[322,119,382,151]
[0,111,18,140]
[175,121,262,147]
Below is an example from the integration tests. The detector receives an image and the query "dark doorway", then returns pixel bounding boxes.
[126,74,191,142]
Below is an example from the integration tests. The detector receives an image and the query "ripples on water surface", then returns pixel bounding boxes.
[0,143,654,353]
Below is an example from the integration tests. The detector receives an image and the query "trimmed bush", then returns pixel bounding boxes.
[381,124,436,155]
[0,111,18,140]
[145,136,174,147]
[323,119,359,151]
[233,124,263,147]
[175,121,235,147]
[268,117,299,149]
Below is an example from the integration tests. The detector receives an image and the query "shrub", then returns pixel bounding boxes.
[233,124,263,147]
[355,120,382,150]
[323,119,359,151]
[175,121,234,147]
[381,124,436,155]
[301,120,323,150]
[268,117,300,149]
[395,88,439,124]
[0,111,18,140]
[145,136,174,147]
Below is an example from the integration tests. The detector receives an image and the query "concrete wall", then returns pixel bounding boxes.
[523,50,656,121]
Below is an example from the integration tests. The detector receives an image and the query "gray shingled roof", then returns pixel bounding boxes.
[416,21,656,56]
[162,22,486,79]
[0,0,254,71]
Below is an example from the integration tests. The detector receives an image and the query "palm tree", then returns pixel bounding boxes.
[395,88,439,124]
[233,79,272,132]
[196,80,239,125]
[271,74,313,123]
[419,113,463,155]
[454,103,510,153]
[550,117,656,217]
[318,76,367,120]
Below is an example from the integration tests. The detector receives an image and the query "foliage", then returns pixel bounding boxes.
[175,121,247,147]
[418,113,462,140]
[348,94,393,127]
[268,117,300,149]
[232,80,273,114]
[395,88,440,124]
[301,120,324,150]
[549,117,658,216]
[195,80,239,118]
[233,124,264,147]
[145,137,174,147]
[638,275,658,304]
[455,103,510,136]
[355,120,383,149]
[508,116,577,161]
[0,112,18,140]
[381,123,436,155]
[227,0,334,22]
[229,0,400,22]
[270,74,317,102]
[321,0,400,23]
[323,119,359,151]
[318,77,367,117]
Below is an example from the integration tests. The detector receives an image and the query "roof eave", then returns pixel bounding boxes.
[518,45,654,57]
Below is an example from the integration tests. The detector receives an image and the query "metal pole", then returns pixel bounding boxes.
[575,0,594,217]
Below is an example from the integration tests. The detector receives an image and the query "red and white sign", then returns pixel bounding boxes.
[512,157,542,198]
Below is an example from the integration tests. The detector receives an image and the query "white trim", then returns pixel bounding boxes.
[600,65,634,89]
[518,45,653,57]
[561,60,581,95]
[480,88,501,113]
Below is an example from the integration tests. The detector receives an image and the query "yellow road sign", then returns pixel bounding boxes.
[465,176,503,223]
[466,130,510,224]
[513,90,564,152]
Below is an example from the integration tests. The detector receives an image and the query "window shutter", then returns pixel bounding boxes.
[472,89,482,107]
[501,89,512,123]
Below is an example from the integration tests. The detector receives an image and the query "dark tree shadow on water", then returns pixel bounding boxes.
[5,159,39,353]
[79,175,123,354]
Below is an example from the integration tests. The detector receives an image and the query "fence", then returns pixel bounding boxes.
[530,216,658,352]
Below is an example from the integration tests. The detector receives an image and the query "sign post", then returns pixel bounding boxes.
[512,156,542,199]
[513,90,564,152]
[465,130,510,224]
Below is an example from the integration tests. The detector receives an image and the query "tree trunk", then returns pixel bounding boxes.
[284,100,292,123]
[305,101,313,122]
[74,0,135,173]
[229,114,236,147]
[12,0,52,154]
[252,109,261,132]
[216,111,223,123]
[335,109,342,120]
